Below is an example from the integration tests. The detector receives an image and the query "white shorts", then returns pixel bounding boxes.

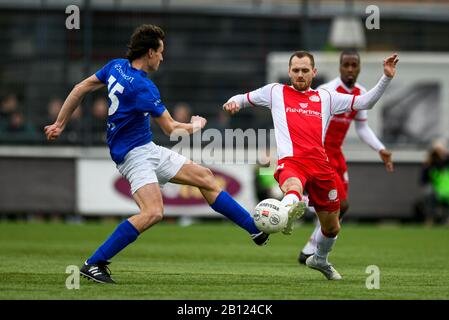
[117,141,188,194]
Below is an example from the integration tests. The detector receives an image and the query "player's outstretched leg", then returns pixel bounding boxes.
[81,183,163,284]
[170,162,269,246]
[299,199,349,265]
[80,219,139,284]
[299,209,320,264]
[305,211,342,280]
[211,190,270,246]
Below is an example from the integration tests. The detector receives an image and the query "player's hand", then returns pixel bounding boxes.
[44,123,63,141]
[223,101,241,115]
[379,149,394,172]
[383,53,399,78]
[191,115,207,130]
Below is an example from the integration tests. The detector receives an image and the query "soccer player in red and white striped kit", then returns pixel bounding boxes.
[223,51,398,280]
[298,50,394,265]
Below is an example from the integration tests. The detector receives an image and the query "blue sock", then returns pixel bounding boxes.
[211,191,260,234]
[87,219,140,264]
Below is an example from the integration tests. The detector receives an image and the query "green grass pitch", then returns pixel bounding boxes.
[0,221,448,300]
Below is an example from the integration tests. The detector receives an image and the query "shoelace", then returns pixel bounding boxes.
[324,263,337,272]
[97,263,112,276]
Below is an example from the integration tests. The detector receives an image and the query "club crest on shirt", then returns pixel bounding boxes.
[299,102,308,109]
[328,189,338,201]
[309,95,320,102]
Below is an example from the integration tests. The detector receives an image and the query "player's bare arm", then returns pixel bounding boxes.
[44,75,105,141]
[154,110,207,135]
[379,149,394,172]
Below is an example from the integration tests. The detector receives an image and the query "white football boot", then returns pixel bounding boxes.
[305,254,342,280]
[282,201,306,235]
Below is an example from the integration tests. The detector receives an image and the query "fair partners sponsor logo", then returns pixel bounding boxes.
[299,102,308,109]
[114,169,241,205]
[285,107,321,119]
[328,189,338,201]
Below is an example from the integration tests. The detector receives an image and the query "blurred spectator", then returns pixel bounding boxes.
[42,97,85,144]
[0,110,38,143]
[41,97,66,144]
[91,96,108,144]
[41,97,64,132]
[46,97,64,122]
[64,104,86,144]
[172,102,192,123]
[171,102,198,146]
[0,93,20,129]
[0,93,38,143]
[420,140,449,225]
[208,109,230,135]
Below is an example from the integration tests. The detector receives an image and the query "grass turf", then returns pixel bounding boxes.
[0,221,448,300]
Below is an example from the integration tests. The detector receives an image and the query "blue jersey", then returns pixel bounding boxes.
[95,59,166,164]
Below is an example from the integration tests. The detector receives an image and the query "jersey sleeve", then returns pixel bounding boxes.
[352,75,392,111]
[94,59,117,84]
[326,75,392,115]
[354,110,368,121]
[320,88,355,115]
[135,85,166,117]
[355,118,386,151]
[226,83,278,109]
[358,84,368,95]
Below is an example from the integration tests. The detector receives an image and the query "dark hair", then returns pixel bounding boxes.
[289,51,315,68]
[126,24,165,62]
[340,50,360,64]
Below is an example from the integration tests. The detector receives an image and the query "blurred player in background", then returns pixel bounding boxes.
[223,51,398,280]
[420,140,449,225]
[44,24,268,284]
[298,50,394,264]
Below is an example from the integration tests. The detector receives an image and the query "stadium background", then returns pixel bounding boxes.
[1,0,449,221]
[1,0,449,302]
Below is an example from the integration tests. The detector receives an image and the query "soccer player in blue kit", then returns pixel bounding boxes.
[44,24,269,284]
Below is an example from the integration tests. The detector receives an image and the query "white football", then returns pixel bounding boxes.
[252,198,288,234]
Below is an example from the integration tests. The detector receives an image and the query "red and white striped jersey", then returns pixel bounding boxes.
[244,83,356,161]
[320,77,367,154]
[227,75,391,162]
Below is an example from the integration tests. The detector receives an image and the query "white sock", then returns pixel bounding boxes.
[315,228,337,263]
[281,193,300,207]
[302,218,321,255]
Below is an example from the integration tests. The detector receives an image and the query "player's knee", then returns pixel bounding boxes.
[323,227,340,238]
[199,167,219,191]
[140,207,164,229]
[321,222,340,237]
[152,210,164,224]
[282,178,302,194]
